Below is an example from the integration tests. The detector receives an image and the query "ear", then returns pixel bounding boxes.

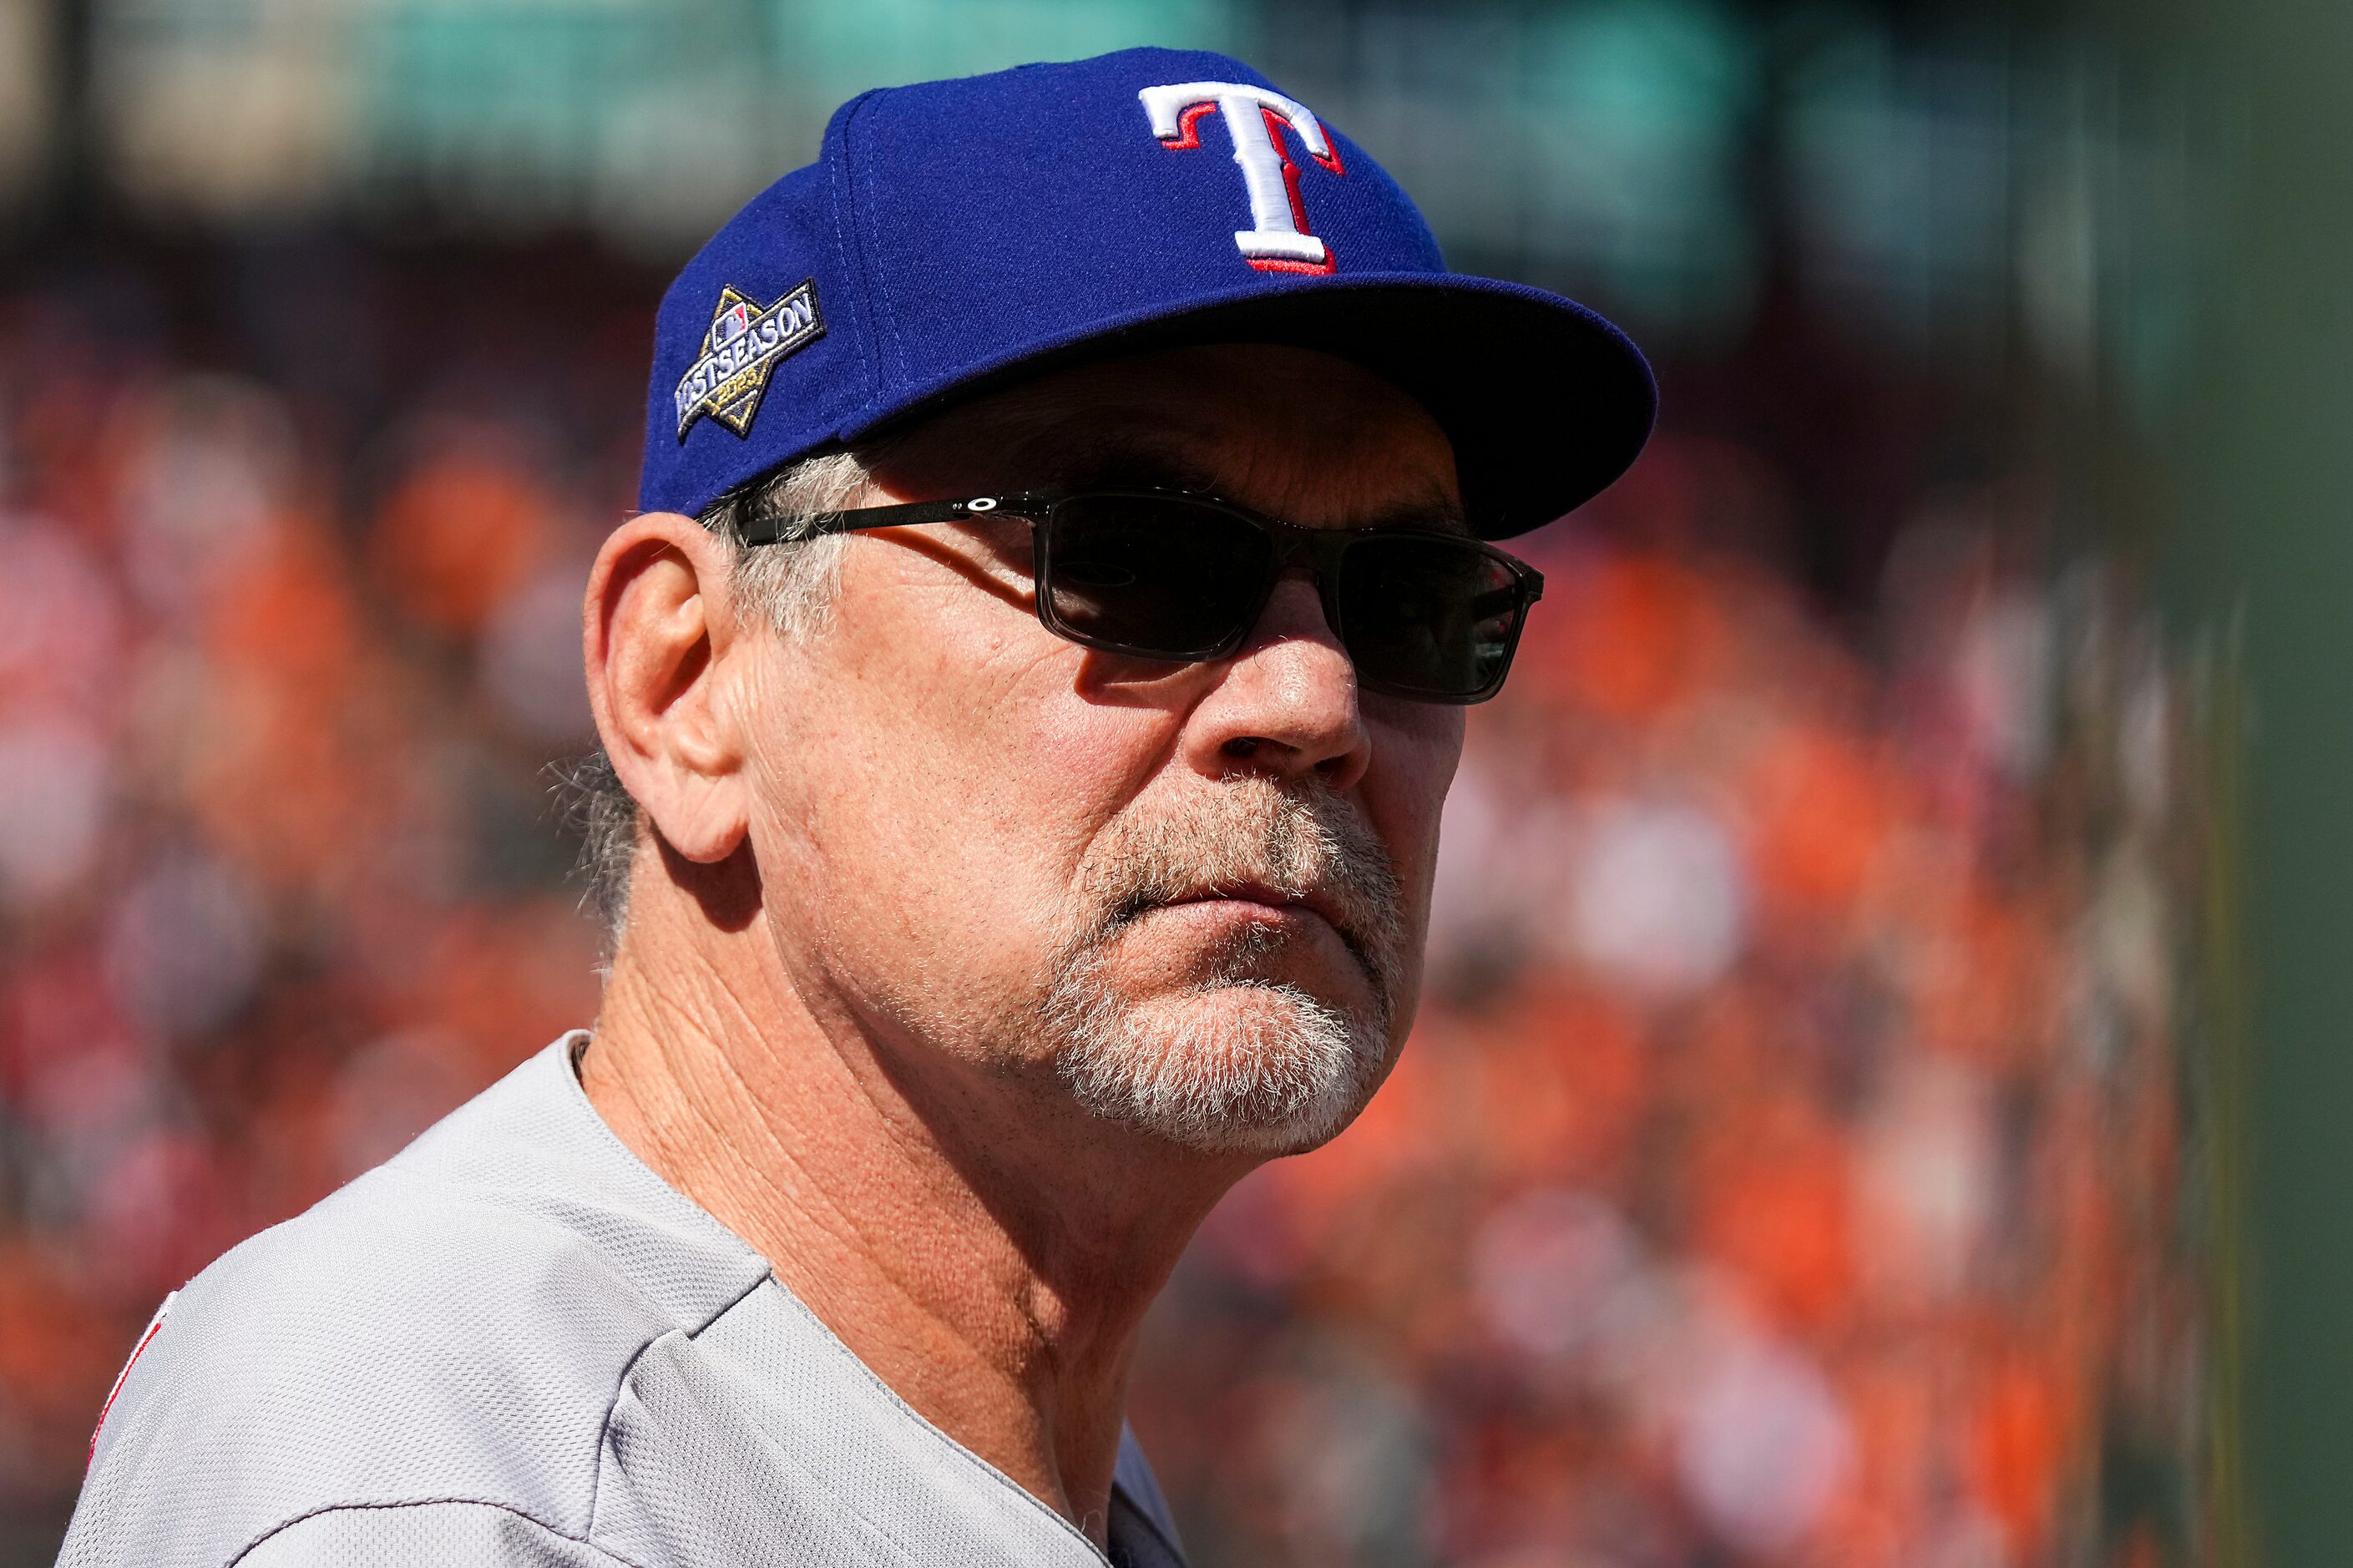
[583,512,753,864]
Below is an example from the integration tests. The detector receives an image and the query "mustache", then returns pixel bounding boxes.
[1075,776,1407,997]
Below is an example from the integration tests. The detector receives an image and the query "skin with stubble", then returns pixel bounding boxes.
[576,343,1467,1547]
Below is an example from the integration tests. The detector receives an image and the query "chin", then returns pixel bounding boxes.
[1051,979,1388,1156]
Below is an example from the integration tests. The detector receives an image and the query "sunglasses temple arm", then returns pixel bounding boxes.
[740,498,980,547]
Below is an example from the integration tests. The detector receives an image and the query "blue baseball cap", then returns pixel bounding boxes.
[639,47,1655,541]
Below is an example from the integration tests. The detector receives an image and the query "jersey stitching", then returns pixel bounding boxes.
[225,1496,652,1568]
[710,1279,1116,1563]
[584,1268,769,1541]
[605,1313,937,1568]
[594,1292,929,1568]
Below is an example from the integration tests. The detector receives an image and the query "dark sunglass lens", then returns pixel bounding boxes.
[1337,537,1527,698]
[1043,496,1272,658]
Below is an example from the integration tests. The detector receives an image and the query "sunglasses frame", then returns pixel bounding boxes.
[741,487,1545,704]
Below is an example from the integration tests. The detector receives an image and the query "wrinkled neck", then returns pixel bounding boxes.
[580,871,1238,1545]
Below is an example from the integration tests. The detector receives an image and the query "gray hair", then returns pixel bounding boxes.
[553,448,878,948]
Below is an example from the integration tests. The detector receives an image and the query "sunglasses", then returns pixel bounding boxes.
[744,488,1543,704]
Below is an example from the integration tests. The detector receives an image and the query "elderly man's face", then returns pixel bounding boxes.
[736,344,1466,1156]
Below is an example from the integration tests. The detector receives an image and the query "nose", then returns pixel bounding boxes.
[1182,574,1371,791]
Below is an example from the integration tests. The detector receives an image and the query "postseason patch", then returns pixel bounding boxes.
[674,281,826,440]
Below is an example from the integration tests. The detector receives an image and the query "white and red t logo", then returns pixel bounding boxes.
[1139,81,1346,275]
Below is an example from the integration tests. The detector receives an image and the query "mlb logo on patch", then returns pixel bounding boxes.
[674,280,826,440]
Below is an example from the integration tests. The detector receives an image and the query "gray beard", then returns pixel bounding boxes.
[1040,778,1404,1156]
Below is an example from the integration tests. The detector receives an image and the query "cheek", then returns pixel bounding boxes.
[746,572,1181,1018]
[1362,705,1465,921]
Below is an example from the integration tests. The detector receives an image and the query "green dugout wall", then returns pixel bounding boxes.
[2156,0,2353,1559]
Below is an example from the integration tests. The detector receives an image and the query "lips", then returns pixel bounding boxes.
[1159,881,1349,938]
[1074,779,1408,1007]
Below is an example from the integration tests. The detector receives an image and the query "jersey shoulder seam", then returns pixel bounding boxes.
[583,1267,773,1540]
[225,1495,652,1568]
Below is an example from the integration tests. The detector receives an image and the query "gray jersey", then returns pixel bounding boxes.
[60,1035,1188,1568]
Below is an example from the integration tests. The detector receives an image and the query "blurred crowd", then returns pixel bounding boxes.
[0,243,630,1545]
[0,241,2204,1567]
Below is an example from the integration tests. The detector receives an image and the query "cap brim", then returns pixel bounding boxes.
[853,273,1656,541]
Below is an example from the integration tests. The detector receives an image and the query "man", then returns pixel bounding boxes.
[62,47,1650,1567]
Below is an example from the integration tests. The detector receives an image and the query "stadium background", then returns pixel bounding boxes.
[8,0,2345,1562]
